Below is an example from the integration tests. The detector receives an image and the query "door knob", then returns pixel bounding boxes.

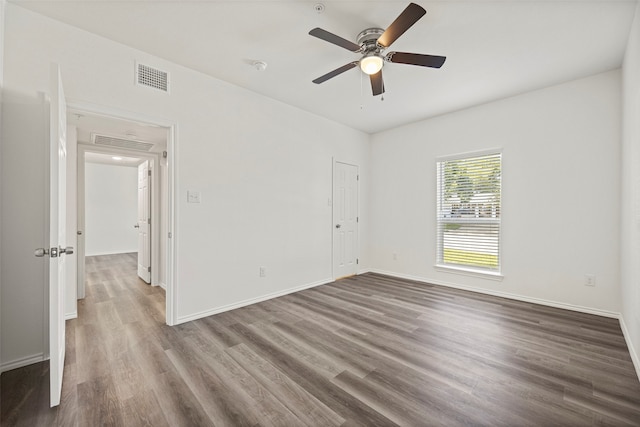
[35,247,58,257]
[34,248,49,257]
[77,230,83,235]
[134,224,140,228]
[60,246,74,255]
[335,224,341,228]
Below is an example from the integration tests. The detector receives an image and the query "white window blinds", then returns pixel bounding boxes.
[436,152,502,272]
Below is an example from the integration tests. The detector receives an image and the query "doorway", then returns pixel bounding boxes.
[67,103,176,325]
[332,160,359,279]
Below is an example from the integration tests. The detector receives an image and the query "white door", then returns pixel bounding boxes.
[48,64,69,407]
[137,160,151,283]
[333,161,359,279]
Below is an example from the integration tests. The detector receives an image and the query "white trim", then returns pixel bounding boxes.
[619,314,640,381]
[368,269,620,319]
[158,282,167,290]
[67,99,177,326]
[436,147,503,162]
[65,311,77,320]
[84,250,139,257]
[0,353,46,374]
[175,277,334,325]
[166,124,177,325]
[435,264,504,281]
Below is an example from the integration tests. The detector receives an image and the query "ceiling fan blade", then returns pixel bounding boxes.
[309,28,361,52]
[387,52,446,68]
[370,70,385,96]
[377,3,426,48]
[312,62,358,84]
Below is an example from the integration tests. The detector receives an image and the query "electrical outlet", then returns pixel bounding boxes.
[393,253,398,261]
[259,267,266,278]
[585,274,596,287]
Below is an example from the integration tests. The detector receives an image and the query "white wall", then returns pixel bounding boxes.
[0,0,6,371]
[1,91,48,369]
[370,70,621,315]
[0,4,370,368]
[85,162,138,256]
[621,1,640,377]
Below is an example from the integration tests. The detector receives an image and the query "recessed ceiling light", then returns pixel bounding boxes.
[112,156,123,161]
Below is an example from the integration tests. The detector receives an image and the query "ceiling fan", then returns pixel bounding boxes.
[309,3,446,96]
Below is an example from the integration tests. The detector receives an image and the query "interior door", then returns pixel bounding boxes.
[137,160,151,283]
[333,161,359,279]
[49,63,69,407]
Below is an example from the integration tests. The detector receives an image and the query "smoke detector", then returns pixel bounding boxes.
[252,61,268,71]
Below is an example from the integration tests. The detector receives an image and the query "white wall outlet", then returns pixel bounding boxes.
[187,190,201,203]
[585,274,596,287]
[259,266,266,277]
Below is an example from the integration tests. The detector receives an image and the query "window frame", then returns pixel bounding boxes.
[435,149,503,279]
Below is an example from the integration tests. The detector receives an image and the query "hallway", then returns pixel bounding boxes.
[1,253,167,426]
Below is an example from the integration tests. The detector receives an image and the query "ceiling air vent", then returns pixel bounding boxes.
[136,62,169,93]
[92,133,154,152]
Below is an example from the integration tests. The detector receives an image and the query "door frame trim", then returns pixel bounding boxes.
[67,100,178,326]
[332,159,359,280]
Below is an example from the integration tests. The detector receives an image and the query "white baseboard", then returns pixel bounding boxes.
[65,311,78,320]
[175,277,334,325]
[368,269,620,319]
[85,250,137,257]
[619,314,640,381]
[0,353,45,374]
[157,282,167,290]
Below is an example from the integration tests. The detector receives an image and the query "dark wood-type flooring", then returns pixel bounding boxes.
[2,253,640,426]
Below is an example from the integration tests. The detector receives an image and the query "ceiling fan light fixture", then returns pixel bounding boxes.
[360,55,383,75]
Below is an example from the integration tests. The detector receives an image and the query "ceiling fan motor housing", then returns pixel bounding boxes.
[357,28,385,53]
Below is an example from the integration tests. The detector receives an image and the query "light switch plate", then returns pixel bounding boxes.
[187,190,201,203]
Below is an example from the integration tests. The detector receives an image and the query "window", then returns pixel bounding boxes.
[436,151,502,274]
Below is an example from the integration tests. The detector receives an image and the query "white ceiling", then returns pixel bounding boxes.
[84,152,143,167]
[12,0,638,134]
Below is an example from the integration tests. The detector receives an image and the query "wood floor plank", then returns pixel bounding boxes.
[2,256,640,426]
[226,343,346,427]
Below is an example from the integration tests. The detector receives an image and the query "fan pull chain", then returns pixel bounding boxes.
[360,71,364,110]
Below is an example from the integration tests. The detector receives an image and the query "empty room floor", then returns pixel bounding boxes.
[2,253,640,426]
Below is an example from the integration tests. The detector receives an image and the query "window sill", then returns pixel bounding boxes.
[435,264,504,281]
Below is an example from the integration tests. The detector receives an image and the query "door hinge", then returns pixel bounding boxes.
[148,218,151,224]
[356,258,359,264]
[357,216,359,223]
[147,266,151,273]
[357,175,359,181]
[168,232,172,238]
[148,169,152,176]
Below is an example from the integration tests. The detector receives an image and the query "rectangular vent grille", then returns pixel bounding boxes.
[92,134,154,152]
[136,63,169,92]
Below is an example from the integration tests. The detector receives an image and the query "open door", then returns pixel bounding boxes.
[137,160,151,283]
[34,64,71,407]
